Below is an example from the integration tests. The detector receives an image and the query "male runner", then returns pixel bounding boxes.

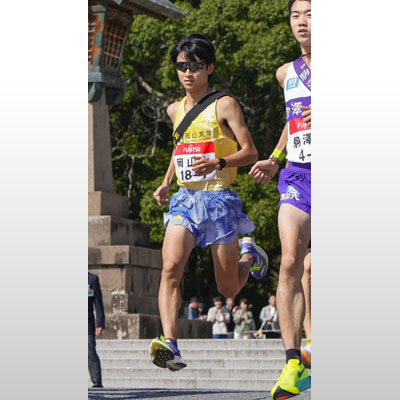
[149,34,268,371]
[249,1,311,398]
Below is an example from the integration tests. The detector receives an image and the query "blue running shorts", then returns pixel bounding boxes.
[164,188,255,248]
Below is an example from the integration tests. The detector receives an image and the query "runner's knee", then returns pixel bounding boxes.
[161,261,183,285]
[280,254,303,279]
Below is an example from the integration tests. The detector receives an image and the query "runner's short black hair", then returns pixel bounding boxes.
[170,34,215,80]
[288,0,311,14]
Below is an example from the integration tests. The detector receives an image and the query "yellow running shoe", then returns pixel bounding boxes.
[301,340,311,369]
[149,335,186,371]
[271,359,311,400]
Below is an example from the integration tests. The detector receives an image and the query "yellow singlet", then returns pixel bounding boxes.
[173,96,238,191]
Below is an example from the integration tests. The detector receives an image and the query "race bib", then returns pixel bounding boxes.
[174,142,216,183]
[289,117,311,162]
[286,98,311,163]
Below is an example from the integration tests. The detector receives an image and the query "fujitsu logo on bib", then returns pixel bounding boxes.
[289,118,309,135]
[175,141,215,155]
[183,144,201,154]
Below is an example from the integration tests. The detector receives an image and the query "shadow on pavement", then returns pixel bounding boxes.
[88,388,272,400]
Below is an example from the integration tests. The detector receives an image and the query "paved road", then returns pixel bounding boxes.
[88,388,311,400]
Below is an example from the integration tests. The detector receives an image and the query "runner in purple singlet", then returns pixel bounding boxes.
[249,1,312,399]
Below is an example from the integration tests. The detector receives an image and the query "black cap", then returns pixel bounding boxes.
[190,296,200,303]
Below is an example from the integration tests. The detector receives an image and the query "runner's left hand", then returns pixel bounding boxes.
[301,106,311,127]
[192,156,218,176]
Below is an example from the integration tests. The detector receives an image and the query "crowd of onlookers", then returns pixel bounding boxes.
[186,295,280,339]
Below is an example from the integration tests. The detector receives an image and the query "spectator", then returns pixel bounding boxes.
[197,302,207,321]
[187,296,201,320]
[88,272,105,388]
[224,297,237,333]
[233,298,254,339]
[259,295,280,331]
[207,296,230,339]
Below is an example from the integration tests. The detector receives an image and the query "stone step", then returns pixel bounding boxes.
[97,348,285,359]
[100,357,285,369]
[88,216,150,246]
[97,377,277,391]
[102,367,282,379]
[92,339,310,391]
[96,339,287,349]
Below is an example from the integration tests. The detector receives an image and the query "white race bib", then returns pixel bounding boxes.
[288,119,311,163]
[174,142,216,183]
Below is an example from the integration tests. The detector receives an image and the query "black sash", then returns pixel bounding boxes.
[173,90,227,146]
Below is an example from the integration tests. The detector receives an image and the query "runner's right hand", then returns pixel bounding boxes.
[153,184,170,206]
[249,159,279,184]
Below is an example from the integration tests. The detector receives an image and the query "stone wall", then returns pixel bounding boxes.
[101,313,212,340]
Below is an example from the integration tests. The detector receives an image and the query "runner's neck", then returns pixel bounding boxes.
[184,87,213,112]
[300,45,311,67]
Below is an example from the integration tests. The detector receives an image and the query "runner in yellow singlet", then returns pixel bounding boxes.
[148,34,268,371]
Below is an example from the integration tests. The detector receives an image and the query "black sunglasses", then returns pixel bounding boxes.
[175,61,206,73]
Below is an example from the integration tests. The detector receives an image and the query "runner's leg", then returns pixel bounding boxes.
[159,224,195,339]
[302,249,311,341]
[277,203,311,351]
[210,238,253,298]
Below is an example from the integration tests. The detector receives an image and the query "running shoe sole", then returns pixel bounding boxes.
[149,340,174,369]
[166,358,187,371]
[273,376,311,400]
[273,387,300,400]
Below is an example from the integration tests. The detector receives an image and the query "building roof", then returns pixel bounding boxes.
[113,0,185,20]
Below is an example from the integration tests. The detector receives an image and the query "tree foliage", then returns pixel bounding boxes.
[109,0,301,318]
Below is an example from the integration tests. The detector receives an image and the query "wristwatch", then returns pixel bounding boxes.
[218,158,226,170]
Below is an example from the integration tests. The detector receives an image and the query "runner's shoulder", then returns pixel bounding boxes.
[167,101,180,123]
[276,62,291,88]
[216,95,240,113]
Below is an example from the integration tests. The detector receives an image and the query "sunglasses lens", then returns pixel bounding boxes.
[176,62,205,72]
[176,62,186,72]
[189,62,199,72]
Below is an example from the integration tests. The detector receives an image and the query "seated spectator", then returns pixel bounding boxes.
[258,295,280,335]
[197,302,207,321]
[207,296,230,339]
[233,298,254,339]
[187,296,201,320]
[224,297,237,333]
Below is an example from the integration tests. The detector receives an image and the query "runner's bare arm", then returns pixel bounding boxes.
[249,124,288,184]
[192,96,258,176]
[249,63,291,184]
[276,62,290,89]
[153,102,180,205]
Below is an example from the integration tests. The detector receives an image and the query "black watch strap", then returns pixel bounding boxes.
[218,158,226,170]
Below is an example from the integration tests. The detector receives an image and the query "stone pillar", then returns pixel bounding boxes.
[88,93,163,338]
[88,92,129,218]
